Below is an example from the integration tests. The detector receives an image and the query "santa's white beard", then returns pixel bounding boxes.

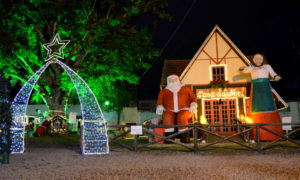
[166,82,182,93]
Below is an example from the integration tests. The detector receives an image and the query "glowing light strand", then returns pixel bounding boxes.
[10,61,52,153]
[43,33,70,62]
[0,75,11,153]
[10,59,109,154]
[10,32,108,154]
[55,60,109,155]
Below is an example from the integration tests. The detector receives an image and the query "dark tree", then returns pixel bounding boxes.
[0,74,12,161]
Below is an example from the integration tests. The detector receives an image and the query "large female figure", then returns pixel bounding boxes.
[239,54,283,140]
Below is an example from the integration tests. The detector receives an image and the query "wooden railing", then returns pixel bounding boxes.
[108,123,300,152]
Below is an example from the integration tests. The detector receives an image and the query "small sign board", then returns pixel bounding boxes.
[130,125,143,135]
[282,117,292,131]
[196,87,246,99]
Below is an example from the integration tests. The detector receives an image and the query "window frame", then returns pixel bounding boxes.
[209,64,227,81]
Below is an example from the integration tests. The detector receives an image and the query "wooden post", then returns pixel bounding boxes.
[134,135,138,152]
[1,152,9,164]
[25,125,31,152]
[247,126,250,142]
[193,123,198,153]
[256,124,261,152]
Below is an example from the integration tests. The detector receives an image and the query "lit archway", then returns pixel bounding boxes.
[11,59,109,155]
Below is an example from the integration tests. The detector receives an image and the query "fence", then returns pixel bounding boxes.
[108,123,300,152]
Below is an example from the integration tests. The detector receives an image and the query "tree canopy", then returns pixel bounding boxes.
[0,0,169,113]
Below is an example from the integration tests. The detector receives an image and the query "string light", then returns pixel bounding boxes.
[43,33,70,62]
[55,60,109,155]
[0,98,11,153]
[10,33,109,155]
[10,61,52,153]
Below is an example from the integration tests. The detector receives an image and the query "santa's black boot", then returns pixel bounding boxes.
[180,131,191,143]
[165,132,175,144]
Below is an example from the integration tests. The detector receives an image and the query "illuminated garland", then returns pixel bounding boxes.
[55,60,109,155]
[11,61,52,153]
[10,33,109,155]
[0,75,12,154]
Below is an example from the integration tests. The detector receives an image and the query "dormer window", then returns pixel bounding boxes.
[212,66,225,80]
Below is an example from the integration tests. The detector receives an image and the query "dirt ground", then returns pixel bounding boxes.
[1,143,300,180]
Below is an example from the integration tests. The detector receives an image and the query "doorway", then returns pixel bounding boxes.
[203,99,237,134]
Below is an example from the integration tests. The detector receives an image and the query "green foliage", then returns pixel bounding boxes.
[108,19,121,27]
[0,0,168,112]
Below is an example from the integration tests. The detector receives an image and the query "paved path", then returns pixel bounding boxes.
[1,145,300,180]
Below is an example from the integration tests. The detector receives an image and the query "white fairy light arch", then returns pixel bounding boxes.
[10,33,109,155]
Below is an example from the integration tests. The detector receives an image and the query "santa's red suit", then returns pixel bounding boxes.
[156,75,197,134]
[34,120,50,137]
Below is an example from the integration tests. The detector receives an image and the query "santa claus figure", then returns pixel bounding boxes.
[156,74,197,143]
[33,119,50,137]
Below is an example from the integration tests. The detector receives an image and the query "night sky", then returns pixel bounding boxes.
[138,0,300,101]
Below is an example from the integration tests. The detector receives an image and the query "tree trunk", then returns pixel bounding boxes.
[117,110,121,125]
[41,63,67,117]
[45,90,67,116]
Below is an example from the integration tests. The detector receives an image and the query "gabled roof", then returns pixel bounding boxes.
[160,59,190,87]
[180,25,251,80]
[160,25,287,110]
[49,114,68,121]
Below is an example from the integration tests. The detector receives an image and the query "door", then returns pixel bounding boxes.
[204,99,237,134]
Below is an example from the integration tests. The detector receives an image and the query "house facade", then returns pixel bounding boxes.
[160,25,287,135]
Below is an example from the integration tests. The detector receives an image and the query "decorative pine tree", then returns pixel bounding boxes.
[0,74,12,163]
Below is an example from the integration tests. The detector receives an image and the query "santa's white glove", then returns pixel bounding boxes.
[156,105,164,115]
[189,102,197,113]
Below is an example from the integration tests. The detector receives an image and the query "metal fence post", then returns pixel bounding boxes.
[194,123,198,153]
[256,124,261,152]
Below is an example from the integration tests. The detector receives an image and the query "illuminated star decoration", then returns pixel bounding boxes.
[43,33,70,61]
